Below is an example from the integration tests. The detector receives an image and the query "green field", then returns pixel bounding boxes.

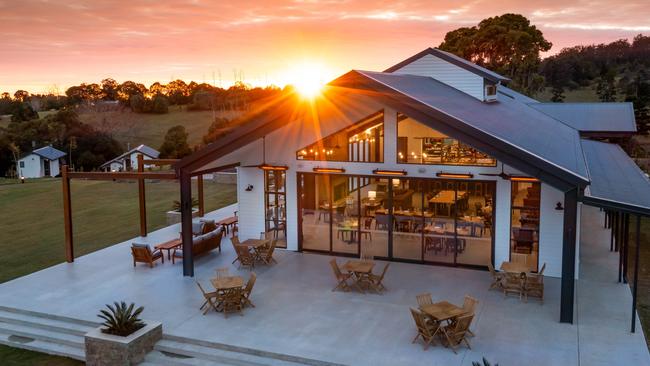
[0,177,237,364]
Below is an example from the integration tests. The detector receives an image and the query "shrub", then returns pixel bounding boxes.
[98,301,145,337]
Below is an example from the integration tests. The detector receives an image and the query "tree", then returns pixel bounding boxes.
[117,81,147,104]
[439,13,552,95]
[159,125,192,159]
[13,90,30,102]
[595,69,617,102]
[129,94,147,113]
[10,101,38,122]
[151,95,169,114]
[101,78,119,101]
[202,117,231,144]
[625,72,650,134]
[550,86,565,103]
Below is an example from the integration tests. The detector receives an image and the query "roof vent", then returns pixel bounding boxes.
[484,84,497,103]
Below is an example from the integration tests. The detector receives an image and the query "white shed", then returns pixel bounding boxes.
[99,144,160,172]
[18,146,67,178]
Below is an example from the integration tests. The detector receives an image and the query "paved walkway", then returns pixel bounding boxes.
[0,204,647,365]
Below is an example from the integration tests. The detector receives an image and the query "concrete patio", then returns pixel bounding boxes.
[0,204,647,365]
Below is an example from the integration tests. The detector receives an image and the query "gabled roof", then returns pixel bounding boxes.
[100,144,160,168]
[528,103,636,135]
[333,70,589,188]
[581,139,650,215]
[31,146,66,160]
[384,48,510,84]
[497,85,539,104]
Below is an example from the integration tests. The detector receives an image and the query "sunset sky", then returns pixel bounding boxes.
[1,0,649,94]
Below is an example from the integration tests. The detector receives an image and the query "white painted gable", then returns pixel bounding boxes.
[390,53,486,101]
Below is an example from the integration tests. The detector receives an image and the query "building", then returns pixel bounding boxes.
[17,145,66,178]
[172,48,650,324]
[99,144,160,172]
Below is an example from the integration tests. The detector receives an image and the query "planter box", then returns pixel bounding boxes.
[166,208,199,225]
[85,321,162,366]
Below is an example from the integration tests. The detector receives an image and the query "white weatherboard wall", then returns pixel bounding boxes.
[18,154,41,178]
[236,167,265,241]
[493,179,512,268]
[392,54,485,100]
[49,159,61,177]
[539,183,566,278]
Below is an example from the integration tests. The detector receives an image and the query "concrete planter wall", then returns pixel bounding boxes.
[166,208,199,225]
[85,321,162,366]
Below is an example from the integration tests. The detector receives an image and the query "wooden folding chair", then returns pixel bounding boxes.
[241,272,257,308]
[409,308,440,350]
[462,295,479,336]
[503,272,527,301]
[196,281,221,315]
[329,259,352,292]
[221,288,243,318]
[236,245,255,270]
[368,262,390,293]
[416,292,433,308]
[215,267,230,278]
[258,239,278,265]
[487,262,504,290]
[526,263,545,304]
[231,236,242,264]
[440,314,473,354]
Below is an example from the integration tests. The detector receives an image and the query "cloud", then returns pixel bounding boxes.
[0,0,648,93]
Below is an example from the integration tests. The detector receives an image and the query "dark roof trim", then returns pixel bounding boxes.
[581,195,650,217]
[339,70,588,190]
[383,48,510,84]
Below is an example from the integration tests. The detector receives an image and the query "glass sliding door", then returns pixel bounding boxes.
[510,181,540,271]
[455,181,495,266]
[264,170,287,248]
[331,175,359,255]
[299,173,331,252]
[392,178,423,261]
[298,173,495,268]
[361,178,389,258]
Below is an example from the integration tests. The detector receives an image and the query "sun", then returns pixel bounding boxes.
[289,61,329,99]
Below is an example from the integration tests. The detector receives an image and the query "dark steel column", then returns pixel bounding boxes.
[623,214,630,283]
[137,154,147,237]
[197,174,205,217]
[62,165,74,263]
[631,215,641,333]
[610,211,616,252]
[180,169,194,277]
[560,187,578,324]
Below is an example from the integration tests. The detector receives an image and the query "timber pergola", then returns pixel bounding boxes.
[61,156,214,263]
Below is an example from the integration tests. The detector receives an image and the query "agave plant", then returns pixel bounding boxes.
[98,301,145,336]
[172,198,199,212]
[472,358,498,366]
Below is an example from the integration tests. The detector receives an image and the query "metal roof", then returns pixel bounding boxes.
[497,85,539,104]
[100,144,159,168]
[349,70,589,186]
[384,48,510,84]
[529,103,636,134]
[581,139,650,215]
[32,146,66,160]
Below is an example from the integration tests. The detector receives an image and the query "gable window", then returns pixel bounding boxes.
[396,113,496,166]
[297,111,384,163]
[19,161,25,168]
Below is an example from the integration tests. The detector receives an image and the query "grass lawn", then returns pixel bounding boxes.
[0,177,237,364]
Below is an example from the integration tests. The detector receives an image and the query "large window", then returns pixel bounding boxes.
[510,181,540,271]
[264,170,287,248]
[298,173,495,268]
[296,111,384,162]
[396,113,496,166]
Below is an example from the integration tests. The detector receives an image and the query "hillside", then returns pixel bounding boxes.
[78,108,242,150]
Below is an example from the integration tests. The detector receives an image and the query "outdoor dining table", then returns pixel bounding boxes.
[210,276,244,291]
[239,238,270,249]
[420,301,467,322]
[217,216,238,234]
[500,261,530,274]
[341,260,375,293]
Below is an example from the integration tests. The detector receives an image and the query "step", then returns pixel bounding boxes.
[0,305,99,328]
[156,337,344,366]
[0,331,85,361]
[0,308,97,336]
[0,320,85,348]
[144,350,231,366]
